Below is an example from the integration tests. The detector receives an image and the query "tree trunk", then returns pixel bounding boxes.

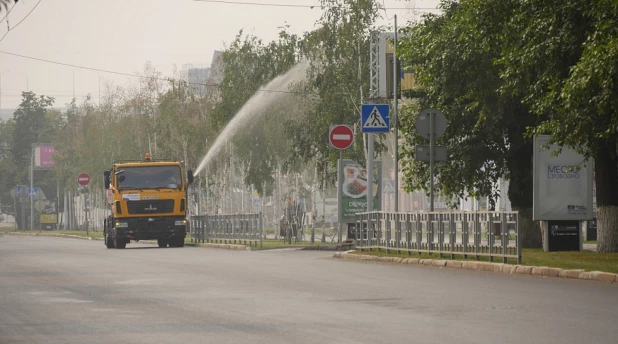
[512,206,542,248]
[506,140,542,248]
[597,205,618,252]
[594,137,618,253]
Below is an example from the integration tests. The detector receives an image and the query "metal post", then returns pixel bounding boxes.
[56,181,60,230]
[197,178,202,216]
[337,150,343,244]
[393,14,399,213]
[430,112,434,212]
[86,189,89,235]
[260,211,263,249]
[13,191,17,231]
[30,145,34,231]
[367,133,374,213]
[367,97,376,215]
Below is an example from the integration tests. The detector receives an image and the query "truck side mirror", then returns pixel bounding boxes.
[103,171,111,189]
[187,169,194,184]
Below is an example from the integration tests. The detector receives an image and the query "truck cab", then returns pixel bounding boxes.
[103,153,193,249]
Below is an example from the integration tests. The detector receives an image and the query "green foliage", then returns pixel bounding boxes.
[499,0,618,157]
[0,92,59,228]
[0,0,15,12]
[288,0,383,184]
[398,0,538,210]
[0,119,15,215]
[211,28,301,195]
[495,0,618,252]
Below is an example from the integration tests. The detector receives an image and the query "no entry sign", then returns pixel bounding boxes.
[78,172,91,186]
[329,125,354,150]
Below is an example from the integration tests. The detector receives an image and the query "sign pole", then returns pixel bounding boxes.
[430,112,434,212]
[338,149,343,244]
[393,14,399,213]
[30,145,34,231]
[367,133,374,212]
[365,99,376,214]
[13,189,17,231]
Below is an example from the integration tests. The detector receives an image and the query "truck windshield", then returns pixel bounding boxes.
[116,166,182,190]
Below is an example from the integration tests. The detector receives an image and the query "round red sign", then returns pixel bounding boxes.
[329,125,354,150]
[77,172,91,186]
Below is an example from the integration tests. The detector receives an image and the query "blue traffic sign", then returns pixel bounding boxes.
[28,187,39,197]
[361,104,390,133]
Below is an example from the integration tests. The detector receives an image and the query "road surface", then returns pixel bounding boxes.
[1,235,617,344]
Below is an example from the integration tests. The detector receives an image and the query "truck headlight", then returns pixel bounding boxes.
[175,220,187,226]
[115,222,128,228]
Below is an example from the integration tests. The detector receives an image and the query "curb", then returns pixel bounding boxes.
[7,232,103,241]
[188,242,250,251]
[301,245,346,251]
[9,232,277,251]
[332,252,618,284]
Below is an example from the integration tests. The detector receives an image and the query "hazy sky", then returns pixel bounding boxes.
[0,0,440,109]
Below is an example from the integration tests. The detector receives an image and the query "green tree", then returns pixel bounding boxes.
[397,0,543,248]
[0,0,16,12]
[0,119,15,215]
[5,92,57,229]
[498,0,618,252]
[290,0,383,180]
[211,28,301,195]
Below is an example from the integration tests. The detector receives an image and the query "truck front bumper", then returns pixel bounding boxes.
[114,216,187,241]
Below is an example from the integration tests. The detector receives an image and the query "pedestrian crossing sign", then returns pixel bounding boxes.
[361,104,390,133]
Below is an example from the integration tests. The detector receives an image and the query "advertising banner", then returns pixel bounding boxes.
[340,160,382,223]
[533,135,593,220]
[34,145,57,168]
[40,199,58,224]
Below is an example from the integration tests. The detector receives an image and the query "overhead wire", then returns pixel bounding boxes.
[0,0,440,96]
[0,49,301,95]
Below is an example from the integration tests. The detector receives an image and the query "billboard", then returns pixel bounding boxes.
[40,199,58,224]
[340,160,382,223]
[533,135,594,220]
[34,145,57,168]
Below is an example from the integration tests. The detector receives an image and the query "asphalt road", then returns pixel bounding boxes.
[1,235,617,344]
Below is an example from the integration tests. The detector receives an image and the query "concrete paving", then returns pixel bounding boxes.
[1,235,617,344]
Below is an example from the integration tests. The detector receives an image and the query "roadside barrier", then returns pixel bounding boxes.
[354,211,521,264]
[190,213,263,249]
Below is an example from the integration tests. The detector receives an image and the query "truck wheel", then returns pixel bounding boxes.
[105,232,115,249]
[168,236,184,248]
[175,236,185,248]
[157,238,168,248]
[114,234,126,249]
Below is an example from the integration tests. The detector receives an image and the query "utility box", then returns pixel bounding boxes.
[546,220,581,251]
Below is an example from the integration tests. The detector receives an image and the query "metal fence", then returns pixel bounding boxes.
[190,213,263,249]
[354,211,521,264]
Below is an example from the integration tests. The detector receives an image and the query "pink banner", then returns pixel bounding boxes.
[35,146,57,167]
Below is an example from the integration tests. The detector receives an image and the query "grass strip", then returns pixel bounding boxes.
[350,248,618,273]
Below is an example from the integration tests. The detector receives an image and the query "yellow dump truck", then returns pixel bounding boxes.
[103,153,193,249]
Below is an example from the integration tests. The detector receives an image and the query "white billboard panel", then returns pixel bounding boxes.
[533,135,593,220]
